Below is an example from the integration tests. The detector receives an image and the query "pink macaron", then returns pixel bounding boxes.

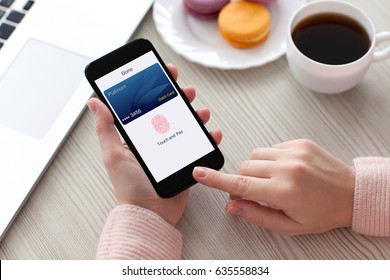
[184,0,229,19]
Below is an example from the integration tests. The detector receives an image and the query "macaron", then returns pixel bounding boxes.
[238,0,277,3]
[218,1,271,49]
[184,0,229,19]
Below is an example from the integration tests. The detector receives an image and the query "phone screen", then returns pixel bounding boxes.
[94,51,215,183]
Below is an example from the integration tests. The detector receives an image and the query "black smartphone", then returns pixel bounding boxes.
[85,38,224,197]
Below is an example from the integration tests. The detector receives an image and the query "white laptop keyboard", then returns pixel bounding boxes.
[0,0,34,49]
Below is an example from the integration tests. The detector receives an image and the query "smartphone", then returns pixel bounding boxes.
[85,38,224,197]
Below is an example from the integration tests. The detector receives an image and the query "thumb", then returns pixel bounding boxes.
[87,98,122,151]
[226,199,301,235]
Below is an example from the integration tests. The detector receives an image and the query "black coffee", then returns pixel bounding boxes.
[292,13,371,65]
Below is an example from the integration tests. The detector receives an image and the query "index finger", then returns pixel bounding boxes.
[167,63,178,80]
[193,167,274,204]
[167,64,196,103]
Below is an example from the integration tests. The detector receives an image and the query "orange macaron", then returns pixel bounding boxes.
[218,1,271,49]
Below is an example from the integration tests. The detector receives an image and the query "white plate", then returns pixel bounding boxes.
[153,0,307,69]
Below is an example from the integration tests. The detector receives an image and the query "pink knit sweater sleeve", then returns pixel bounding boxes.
[96,204,182,259]
[352,157,390,236]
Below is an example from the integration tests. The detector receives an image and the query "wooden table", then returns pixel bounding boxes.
[1,0,390,259]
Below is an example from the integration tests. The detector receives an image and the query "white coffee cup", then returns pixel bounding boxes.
[286,0,390,94]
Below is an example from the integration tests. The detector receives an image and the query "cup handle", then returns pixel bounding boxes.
[373,32,390,62]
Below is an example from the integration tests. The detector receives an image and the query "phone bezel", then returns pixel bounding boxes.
[85,38,224,197]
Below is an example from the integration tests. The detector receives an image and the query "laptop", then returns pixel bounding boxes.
[0,0,154,241]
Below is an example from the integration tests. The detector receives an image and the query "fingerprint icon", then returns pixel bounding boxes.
[151,114,170,134]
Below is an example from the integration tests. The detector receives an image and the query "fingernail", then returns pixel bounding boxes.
[193,167,209,178]
[87,100,96,114]
[227,204,242,217]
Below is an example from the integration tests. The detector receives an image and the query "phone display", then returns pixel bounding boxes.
[85,39,224,197]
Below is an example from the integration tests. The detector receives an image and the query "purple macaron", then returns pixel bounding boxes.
[184,0,229,19]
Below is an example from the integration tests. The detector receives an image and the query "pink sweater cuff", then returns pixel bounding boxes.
[96,204,182,259]
[352,157,390,237]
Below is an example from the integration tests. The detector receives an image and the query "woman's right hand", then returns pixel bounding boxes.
[193,139,355,235]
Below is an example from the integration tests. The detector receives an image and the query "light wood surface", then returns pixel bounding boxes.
[2,0,390,259]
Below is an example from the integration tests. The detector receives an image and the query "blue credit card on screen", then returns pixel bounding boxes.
[103,63,177,125]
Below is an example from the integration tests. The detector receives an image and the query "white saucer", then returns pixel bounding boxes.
[153,0,307,69]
